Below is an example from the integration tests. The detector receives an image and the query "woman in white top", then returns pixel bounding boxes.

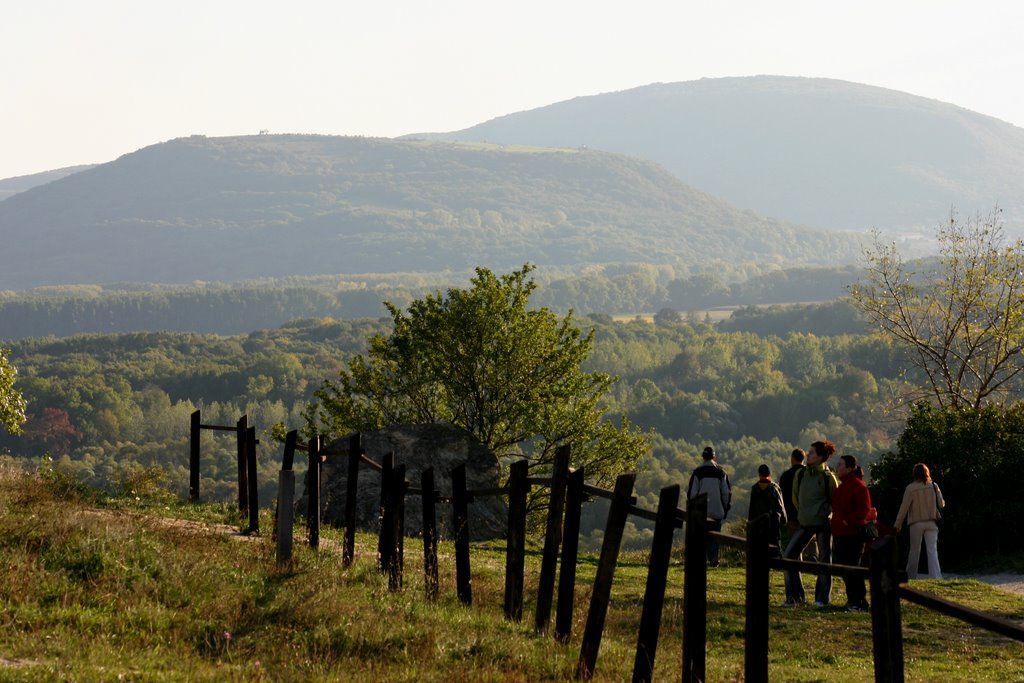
[894,463,946,579]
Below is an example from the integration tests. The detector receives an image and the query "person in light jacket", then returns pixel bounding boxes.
[894,463,945,579]
[782,439,839,607]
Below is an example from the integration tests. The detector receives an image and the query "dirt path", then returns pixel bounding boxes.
[947,573,1024,597]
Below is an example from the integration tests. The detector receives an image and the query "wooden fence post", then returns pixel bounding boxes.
[236,415,248,514]
[452,463,472,605]
[744,512,772,683]
[246,426,259,534]
[276,469,295,569]
[378,452,396,574]
[274,430,298,543]
[343,433,361,566]
[422,467,439,601]
[307,435,321,549]
[682,494,708,683]
[505,459,530,622]
[632,484,681,683]
[870,535,904,683]
[535,445,571,634]
[189,410,201,502]
[556,466,586,643]
[576,472,636,680]
[388,463,406,591]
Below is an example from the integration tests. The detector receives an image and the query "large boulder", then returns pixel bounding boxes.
[312,423,508,541]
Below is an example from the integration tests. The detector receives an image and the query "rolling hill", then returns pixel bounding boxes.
[0,134,862,290]
[429,76,1024,234]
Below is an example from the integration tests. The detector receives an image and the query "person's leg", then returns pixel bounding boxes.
[906,522,924,579]
[783,526,811,603]
[707,519,723,566]
[833,535,860,606]
[814,525,832,605]
[832,535,853,601]
[923,522,941,579]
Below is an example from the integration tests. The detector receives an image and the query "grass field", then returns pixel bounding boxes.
[1,461,1023,682]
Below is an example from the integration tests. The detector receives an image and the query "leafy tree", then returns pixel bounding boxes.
[869,401,1024,568]
[0,348,26,435]
[850,208,1024,409]
[305,265,649,488]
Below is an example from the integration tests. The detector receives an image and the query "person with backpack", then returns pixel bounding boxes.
[781,439,839,607]
[778,448,816,559]
[748,464,786,555]
[687,446,732,566]
[894,463,946,579]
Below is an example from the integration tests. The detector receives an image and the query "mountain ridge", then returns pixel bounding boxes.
[0,134,859,290]
[432,76,1024,233]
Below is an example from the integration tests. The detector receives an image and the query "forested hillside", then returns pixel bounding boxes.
[0,306,910,545]
[436,76,1024,235]
[0,135,863,290]
[0,262,867,339]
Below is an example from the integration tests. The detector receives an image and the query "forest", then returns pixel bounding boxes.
[0,262,866,340]
[0,300,911,548]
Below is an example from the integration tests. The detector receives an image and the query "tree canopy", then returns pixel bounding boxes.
[0,348,26,435]
[850,208,1024,409]
[305,265,649,487]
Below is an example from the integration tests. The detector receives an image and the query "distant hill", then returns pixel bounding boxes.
[0,165,94,201]
[427,76,1024,234]
[0,134,862,290]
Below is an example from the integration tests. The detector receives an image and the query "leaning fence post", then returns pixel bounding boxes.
[870,534,905,683]
[422,467,439,601]
[632,484,681,683]
[556,466,586,643]
[576,472,636,680]
[246,426,259,534]
[343,433,361,566]
[189,410,201,502]
[307,435,321,549]
[536,445,571,634]
[236,415,249,514]
[682,494,708,683]
[744,512,772,683]
[505,459,530,622]
[452,463,472,605]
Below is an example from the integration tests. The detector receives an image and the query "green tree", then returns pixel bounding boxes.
[850,208,1024,409]
[869,401,1024,568]
[305,265,649,488]
[0,348,26,435]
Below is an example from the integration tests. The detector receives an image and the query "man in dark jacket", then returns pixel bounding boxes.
[748,464,786,554]
[687,446,732,566]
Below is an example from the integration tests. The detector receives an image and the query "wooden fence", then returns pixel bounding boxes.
[186,418,1024,682]
[188,410,260,534]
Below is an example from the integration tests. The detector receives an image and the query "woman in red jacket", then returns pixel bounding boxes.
[831,454,873,612]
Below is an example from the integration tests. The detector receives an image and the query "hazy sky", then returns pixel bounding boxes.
[3,0,1022,180]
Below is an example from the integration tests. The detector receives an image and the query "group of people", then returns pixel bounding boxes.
[686,441,946,611]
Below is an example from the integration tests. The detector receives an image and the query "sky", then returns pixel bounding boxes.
[3,0,1023,180]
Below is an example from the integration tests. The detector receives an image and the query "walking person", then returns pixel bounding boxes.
[748,464,786,555]
[894,463,945,579]
[778,448,816,559]
[782,440,838,607]
[831,454,872,611]
[687,446,732,567]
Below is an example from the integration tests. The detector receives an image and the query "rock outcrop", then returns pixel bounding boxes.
[311,423,508,540]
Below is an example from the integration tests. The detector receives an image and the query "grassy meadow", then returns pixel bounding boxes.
[1,462,1023,682]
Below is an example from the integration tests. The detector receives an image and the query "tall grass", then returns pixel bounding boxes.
[1,461,1022,681]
